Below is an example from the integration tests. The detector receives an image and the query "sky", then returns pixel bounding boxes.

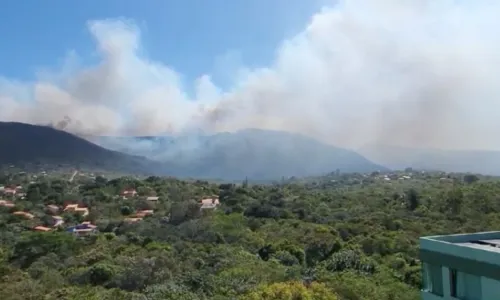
[1,0,500,150]
[0,0,324,87]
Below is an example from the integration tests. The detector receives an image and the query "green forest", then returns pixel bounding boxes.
[0,170,495,299]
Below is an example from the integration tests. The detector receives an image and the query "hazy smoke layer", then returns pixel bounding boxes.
[1,0,500,150]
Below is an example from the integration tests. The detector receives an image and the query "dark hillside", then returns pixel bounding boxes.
[0,122,160,174]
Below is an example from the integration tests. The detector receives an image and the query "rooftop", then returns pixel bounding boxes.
[457,239,500,254]
[422,231,500,254]
[420,231,500,284]
[420,231,500,275]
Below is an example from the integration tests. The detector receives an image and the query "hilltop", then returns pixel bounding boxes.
[0,122,161,175]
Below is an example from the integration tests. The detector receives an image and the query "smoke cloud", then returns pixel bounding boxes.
[1,0,500,150]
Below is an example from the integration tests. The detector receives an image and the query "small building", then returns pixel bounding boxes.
[124,217,143,223]
[3,187,16,196]
[67,222,98,237]
[12,211,34,219]
[64,204,78,211]
[46,204,60,214]
[52,215,64,227]
[120,189,137,199]
[200,197,220,210]
[74,207,89,216]
[420,231,500,300]
[135,210,154,218]
[63,204,89,217]
[33,226,52,232]
[145,196,159,202]
[0,200,15,208]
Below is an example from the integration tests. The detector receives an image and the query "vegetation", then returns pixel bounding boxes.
[0,122,159,175]
[0,169,495,299]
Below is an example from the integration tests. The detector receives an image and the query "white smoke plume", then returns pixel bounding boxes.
[1,0,500,150]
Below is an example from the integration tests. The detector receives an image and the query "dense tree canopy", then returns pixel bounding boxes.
[0,169,498,299]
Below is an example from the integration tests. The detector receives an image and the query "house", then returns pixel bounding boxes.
[124,217,143,223]
[12,211,34,219]
[200,197,220,210]
[3,187,16,196]
[46,204,60,214]
[0,200,15,208]
[74,207,89,217]
[120,189,137,198]
[33,226,52,232]
[51,216,64,227]
[64,204,78,211]
[146,196,159,202]
[81,221,96,227]
[135,210,154,218]
[420,231,500,299]
[67,222,98,236]
[63,204,89,217]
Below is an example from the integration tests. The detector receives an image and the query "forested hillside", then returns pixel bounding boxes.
[0,170,494,299]
[0,122,160,175]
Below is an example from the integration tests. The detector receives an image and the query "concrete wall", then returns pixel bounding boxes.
[421,265,496,300]
[420,233,500,299]
[480,277,500,300]
[420,235,500,267]
[421,291,445,300]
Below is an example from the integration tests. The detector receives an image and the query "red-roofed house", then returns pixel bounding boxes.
[34,226,52,232]
[51,216,64,227]
[200,197,220,210]
[124,217,143,223]
[135,210,154,218]
[64,204,89,217]
[12,211,34,219]
[120,189,137,198]
[0,200,14,208]
[46,204,60,214]
[3,187,16,196]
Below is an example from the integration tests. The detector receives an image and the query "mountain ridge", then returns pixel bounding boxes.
[94,128,387,179]
[0,122,161,175]
[0,122,386,179]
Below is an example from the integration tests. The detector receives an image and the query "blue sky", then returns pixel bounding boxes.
[0,0,324,86]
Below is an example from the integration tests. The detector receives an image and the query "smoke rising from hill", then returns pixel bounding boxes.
[1,1,500,150]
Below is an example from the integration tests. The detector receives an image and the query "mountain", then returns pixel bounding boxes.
[94,129,387,180]
[0,123,385,179]
[359,144,500,175]
[0,122,161,175]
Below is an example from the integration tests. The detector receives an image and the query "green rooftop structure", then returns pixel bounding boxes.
[420,231,500,300]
